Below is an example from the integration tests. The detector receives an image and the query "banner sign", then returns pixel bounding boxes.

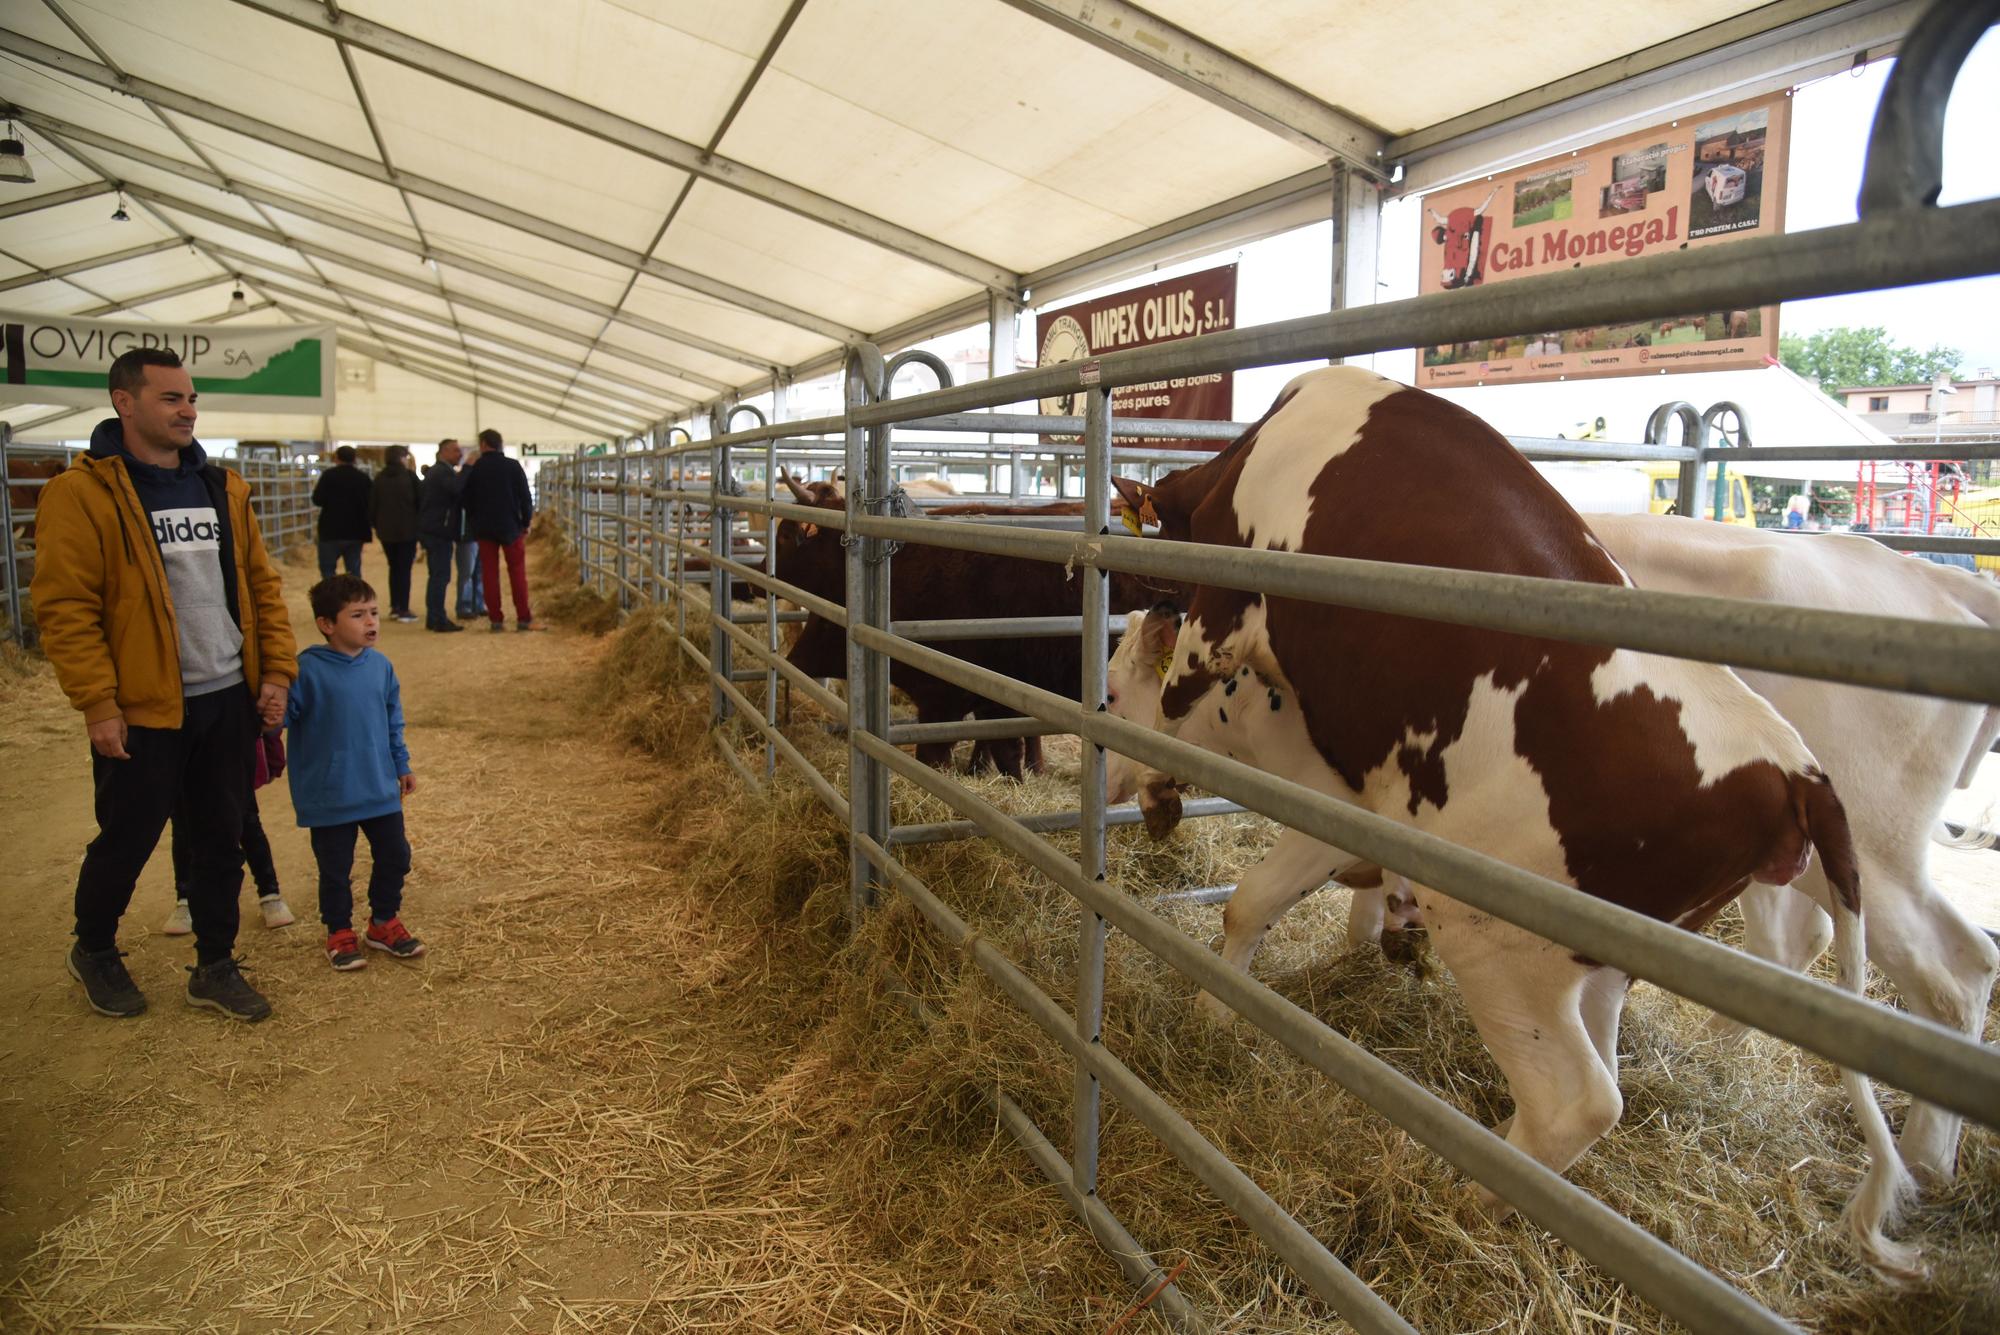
[1415,92,1789,387]
[1035,264,1236,442]
[0,311,336,413]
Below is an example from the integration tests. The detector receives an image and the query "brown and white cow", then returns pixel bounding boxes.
[1106,365,1916,1278]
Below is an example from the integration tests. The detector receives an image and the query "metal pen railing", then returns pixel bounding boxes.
[533,6,2000,1327]
[1,428,318,646]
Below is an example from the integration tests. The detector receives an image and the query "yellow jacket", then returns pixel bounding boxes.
[30,445,298,728]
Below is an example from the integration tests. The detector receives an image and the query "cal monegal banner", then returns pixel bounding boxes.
[1416,92,1789,387]
[0,311,336,413]
[1035,264,1235,443]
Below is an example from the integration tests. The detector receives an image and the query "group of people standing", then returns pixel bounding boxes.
[30,347,554,1023]
[309,430,540,632]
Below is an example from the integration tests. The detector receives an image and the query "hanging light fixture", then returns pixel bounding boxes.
[0,122,33,185]
[110,189,130,222]
[227,280,248,316]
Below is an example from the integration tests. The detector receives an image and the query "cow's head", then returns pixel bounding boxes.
[770,476,845,599]
[1104,605,1181,804]
[1426,187,1497,290]
[1109,470,1200,544]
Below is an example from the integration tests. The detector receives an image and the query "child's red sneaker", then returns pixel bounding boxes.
[365,917,426,959]
[326,928,367,971]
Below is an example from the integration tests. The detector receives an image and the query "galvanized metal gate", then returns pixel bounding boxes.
[536,11,2000,1330]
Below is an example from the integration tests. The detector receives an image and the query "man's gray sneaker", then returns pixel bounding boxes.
[186,957,272,1023]
[69,943,147,1017]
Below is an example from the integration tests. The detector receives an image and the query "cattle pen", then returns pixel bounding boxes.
[532,14,2000,1334]
[0,429,318,646]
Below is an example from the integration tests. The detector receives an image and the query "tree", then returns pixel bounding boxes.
[1780,325,1962,394]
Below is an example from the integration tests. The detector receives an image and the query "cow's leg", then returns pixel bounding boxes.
[1859,856,1999,1184]
[1196,829,1342,1023]
[1707,874,1834,1042]
[1024,735,1046,775]
[1426,898,1622,1218]
[1346,883,1389,948]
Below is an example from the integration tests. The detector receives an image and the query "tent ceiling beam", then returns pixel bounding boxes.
[0,57,836,361]
[0,181,115,220]
[0,33,849,355]
[1384,0,1909,168]
[200,240,704,401]
[271,301,628,439]
[319,312,626,424]
[198,298,276,322]
[329,320,660,428]
[549,0,809,427]
[231,0,1021,294]
[0,237,188,292]
[329,29,480,375]
[76,274,233,317]
[17,14,407,367]
[238,267,693,410]
[110,174,742,396]
[293,294,678,423]
[995,0,1386,169]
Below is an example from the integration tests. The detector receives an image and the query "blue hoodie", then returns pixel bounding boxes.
[285,643,409,827]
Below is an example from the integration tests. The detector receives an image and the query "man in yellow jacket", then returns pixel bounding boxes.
[31,347,298,1022]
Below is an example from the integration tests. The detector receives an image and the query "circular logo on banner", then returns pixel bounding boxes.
[1037,315,1090,420]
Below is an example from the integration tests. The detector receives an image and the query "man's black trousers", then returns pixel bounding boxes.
[74,683,254,964]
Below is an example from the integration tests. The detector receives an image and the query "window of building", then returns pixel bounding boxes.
[1868,395,1890,412]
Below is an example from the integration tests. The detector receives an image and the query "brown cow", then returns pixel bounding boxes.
[1107,365,1916,1278]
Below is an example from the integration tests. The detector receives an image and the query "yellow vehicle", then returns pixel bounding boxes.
[1641,462,1756,526]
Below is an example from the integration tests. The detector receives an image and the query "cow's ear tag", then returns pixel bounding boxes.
[1140,497,1159,527]
[1121,508,1144,536]
[1154,648,1174,680]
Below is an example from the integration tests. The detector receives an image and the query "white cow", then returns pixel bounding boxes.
[1108,513,2000,1190]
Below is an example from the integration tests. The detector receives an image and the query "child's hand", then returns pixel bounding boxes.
[400,772,418,798]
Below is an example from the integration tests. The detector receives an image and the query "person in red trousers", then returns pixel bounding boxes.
[457,428,544,632]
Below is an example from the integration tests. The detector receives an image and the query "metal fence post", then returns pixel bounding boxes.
[845,345,891,920]
[0,422,21,647]
[710,413,734,729]
[571,443,586,587]
[1074,385,1112,1197]
[615,437,630,609]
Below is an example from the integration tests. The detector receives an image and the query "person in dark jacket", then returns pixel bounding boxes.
[369,446,422,623]
[459,429,542,631]
[312,445,371,580]
[417,439,466,633]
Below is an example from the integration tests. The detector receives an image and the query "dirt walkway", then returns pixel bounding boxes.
[0,547,1110,1332]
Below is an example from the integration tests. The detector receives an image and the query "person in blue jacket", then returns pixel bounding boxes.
[287,574,428,970]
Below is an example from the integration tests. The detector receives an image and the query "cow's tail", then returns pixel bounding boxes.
[1797,768,1925,1282]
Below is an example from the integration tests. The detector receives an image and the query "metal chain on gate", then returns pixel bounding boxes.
[840,484,911,562]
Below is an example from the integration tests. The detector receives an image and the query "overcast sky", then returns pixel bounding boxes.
[1780,31,2000,373]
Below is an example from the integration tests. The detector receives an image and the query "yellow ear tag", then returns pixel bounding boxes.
[1121,508,1144,536]
[1154,648,1175,680]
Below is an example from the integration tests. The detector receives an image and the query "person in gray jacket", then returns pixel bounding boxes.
[418,439,466,633]
[369,446,422,623]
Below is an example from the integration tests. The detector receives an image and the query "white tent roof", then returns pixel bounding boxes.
[0,1,1906,445]
[1436,364,1897,481]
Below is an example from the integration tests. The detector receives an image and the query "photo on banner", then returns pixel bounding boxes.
[1416,91,1790,387]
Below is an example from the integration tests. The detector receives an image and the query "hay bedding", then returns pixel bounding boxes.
[5,524,1994,1332]
[564,509,1998,1332]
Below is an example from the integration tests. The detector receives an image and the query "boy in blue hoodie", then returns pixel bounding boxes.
[288,575,428,970]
